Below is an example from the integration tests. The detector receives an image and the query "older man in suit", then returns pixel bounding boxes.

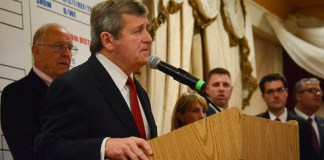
[35,1,157,160]
[1,23,74,160]
[256,73,316,160]
[292,77,324,160]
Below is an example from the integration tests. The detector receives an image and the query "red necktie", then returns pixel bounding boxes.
[127,77,147,140]
[275,117,281,122]
[308,118,320,156]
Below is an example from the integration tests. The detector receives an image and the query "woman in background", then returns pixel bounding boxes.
[171,92,208,131]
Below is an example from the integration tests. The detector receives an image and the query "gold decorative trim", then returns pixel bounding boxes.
[188,0,217,29]
[149,0,183,39]
[220,0,246,46]
[150,8,167,39]
[220,0,257,109]
[168,0,183,14]
[240,38,258,108]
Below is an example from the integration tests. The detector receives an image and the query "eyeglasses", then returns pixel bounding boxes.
[264,87,286,96]
[36,43,78,56]
[299,88,323,96]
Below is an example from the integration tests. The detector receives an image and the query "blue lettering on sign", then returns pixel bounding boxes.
[37,0,52,8]
[77,2,84,10]
[63,7,76,18]
[61,0,92,13]
[67,0,73,4]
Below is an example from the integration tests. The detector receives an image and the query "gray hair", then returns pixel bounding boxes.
[90,0,148,54]
[293,77,320,95]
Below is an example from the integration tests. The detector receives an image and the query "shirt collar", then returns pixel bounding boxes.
[268,108,288,122]
[294,107,315,120]
[32,66,53,86]
[96,53,131,91]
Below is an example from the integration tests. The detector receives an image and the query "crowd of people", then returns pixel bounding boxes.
[0,0,323,160]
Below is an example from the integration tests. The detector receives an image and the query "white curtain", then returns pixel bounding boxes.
[266,14,324,79]
[143,0,195,134]
[142,0,256,135]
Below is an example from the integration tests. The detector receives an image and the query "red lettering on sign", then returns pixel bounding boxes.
[79,36,91,46]
[70,34,79,42]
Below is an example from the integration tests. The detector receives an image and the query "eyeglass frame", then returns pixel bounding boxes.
[264,87,287,96]
[36,43,78,56]
[299,88,323,96]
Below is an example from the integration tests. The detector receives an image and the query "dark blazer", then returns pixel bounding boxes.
[206,104,218,116]
[206,103,222,116]
[291,110,324,160]
[1,69,48,160]
[315,116,324,160]
[257,111,316,160]
[35,54,157,160]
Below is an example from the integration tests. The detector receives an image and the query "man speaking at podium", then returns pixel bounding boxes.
[35,0,157,160]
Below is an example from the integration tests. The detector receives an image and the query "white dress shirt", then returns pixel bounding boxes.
[96,53,150,160]
[268,108,288,122]
[294,107,320,145]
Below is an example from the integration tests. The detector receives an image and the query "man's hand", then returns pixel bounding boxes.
[105,137,153,160]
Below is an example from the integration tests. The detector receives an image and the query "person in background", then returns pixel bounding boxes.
[171,92,207,131]
[1,23,75,160]
[34,0,157,160]
[292,77,324,160]
[256,73,315,160]
[205,67,233,116]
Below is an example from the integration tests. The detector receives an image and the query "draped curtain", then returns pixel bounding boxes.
[141,0,257,135]
[266,14,324,79]
[265,13,324,115]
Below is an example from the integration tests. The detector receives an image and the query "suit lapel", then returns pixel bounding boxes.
[28,70,48,98]
[287,112,294,121]
[88,55,140,137]
[315,116,324,157]
[262,112,270,119]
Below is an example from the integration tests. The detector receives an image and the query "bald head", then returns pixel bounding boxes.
[32,23,73,79]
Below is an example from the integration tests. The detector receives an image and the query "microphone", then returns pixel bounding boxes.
[148,55,207,96]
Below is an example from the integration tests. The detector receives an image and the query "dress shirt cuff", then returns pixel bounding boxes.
[101,137,110,160]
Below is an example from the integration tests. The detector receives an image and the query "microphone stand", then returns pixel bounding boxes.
[204,96,221,113]
[196,88,221,113]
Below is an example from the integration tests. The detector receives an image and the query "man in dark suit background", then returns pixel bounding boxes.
[292,77,324,160]
[1,23,74,160]
[35,0,157,160]
[256,73,316,160]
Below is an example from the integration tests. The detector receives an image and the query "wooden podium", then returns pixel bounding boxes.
[148,108,299,160]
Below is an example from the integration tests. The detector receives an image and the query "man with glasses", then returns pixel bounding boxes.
[256,73,315,160]
[1,23,75,160]
[292,77,324,160]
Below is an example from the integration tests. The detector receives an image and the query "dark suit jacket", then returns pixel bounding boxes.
[315,116,324,160]
[206,104,218,116]
[206,103,222,116]
[257,111,316,160]
[291,110,324,160]
[35,54,157,160]
[1,69,48,160]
